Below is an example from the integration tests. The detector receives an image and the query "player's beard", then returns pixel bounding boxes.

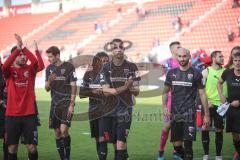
[215,59,224,66]
[179,60,188,67]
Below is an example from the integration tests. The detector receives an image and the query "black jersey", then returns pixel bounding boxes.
[221,68,240,102]
[100,60,140,116]
[165,67,204,115]
[46,62,77,107]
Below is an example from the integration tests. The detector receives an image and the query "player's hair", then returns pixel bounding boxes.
[225,46,240,68]
[178,47,190,55]
[11,46,18,54]
[211,50,221,59]
[46,46,60,56]
[169,41,180,49]
[92,51,109,71]
[111,38,123,44]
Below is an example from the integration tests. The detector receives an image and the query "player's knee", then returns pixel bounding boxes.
[26,144,37,154]
[164,123,171,130]
[215,128,223,133]
[116,140,126,150]
[232,133,240,141]
[54,129,61,138]
[8,145,18,153]
[60,129,69,137]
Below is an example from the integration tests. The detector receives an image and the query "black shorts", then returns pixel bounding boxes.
[99,114,132,143]
[49,99,72,129]
[90,119,100,138]
[209,106,224,129]
[226,106,240,133]
[5,115,38,145]
[0,107,6,139]
[49,107,72,129]
[171,120,196,142]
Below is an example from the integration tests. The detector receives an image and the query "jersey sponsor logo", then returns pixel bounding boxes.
[172,81,192,86]
[55,76,66,81]
[110,77,127,82]
[15,80,28,87]
[231,82,240,87]
[89,84,102,89]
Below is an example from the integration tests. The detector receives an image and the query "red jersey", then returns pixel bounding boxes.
[2,47,38,116]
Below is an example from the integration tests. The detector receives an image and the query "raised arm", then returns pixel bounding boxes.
[2,48,20,77]
[34,40,45,72]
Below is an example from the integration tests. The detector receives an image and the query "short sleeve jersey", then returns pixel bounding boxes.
[165,67,204,115]
[46,62,77,107]
[221,68,240,103]
[100,60,141,115]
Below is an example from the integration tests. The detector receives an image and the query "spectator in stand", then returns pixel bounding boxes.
[136,6,146,18]
[237,16,240,37]
[117,6,123,17]
[172,16,182,33]
[227,27,234,42]
[232,0,240,8]
[59,0,63,12]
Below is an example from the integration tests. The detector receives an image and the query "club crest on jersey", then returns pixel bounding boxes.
[188,74,193,80]
[73,71,77,78]
[61,69,66,75]
[172,74,176,79]
[100,74,104,82]
[124,69,129,75]
[135,71,140,78]
[24,71,29,78]
[13,71,18,78]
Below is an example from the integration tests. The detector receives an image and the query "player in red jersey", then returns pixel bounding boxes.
[2,34,39,160]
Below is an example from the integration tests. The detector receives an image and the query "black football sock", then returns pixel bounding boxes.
[124,149,128,159]
[116,150,125,160]
[215,131,223,156]
[3,141,8,160]
[159,150,164,157]
[63,136,71,160]
[8,153,17,160]
[202,130,210,155]
[56,138,65,160]
[173,145,184,158]
[28,151,38,160]
[184,140,193,160]
[233,140,240,155]
[114,149,118,160]
[98,142,108,160]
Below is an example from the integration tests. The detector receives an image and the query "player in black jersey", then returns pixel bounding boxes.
[100,39,140,160]
[45,46,77,160]
[217,51,240,160]
[163,47,210,160]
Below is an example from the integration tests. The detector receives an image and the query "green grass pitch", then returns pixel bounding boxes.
[0,89,235,159]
